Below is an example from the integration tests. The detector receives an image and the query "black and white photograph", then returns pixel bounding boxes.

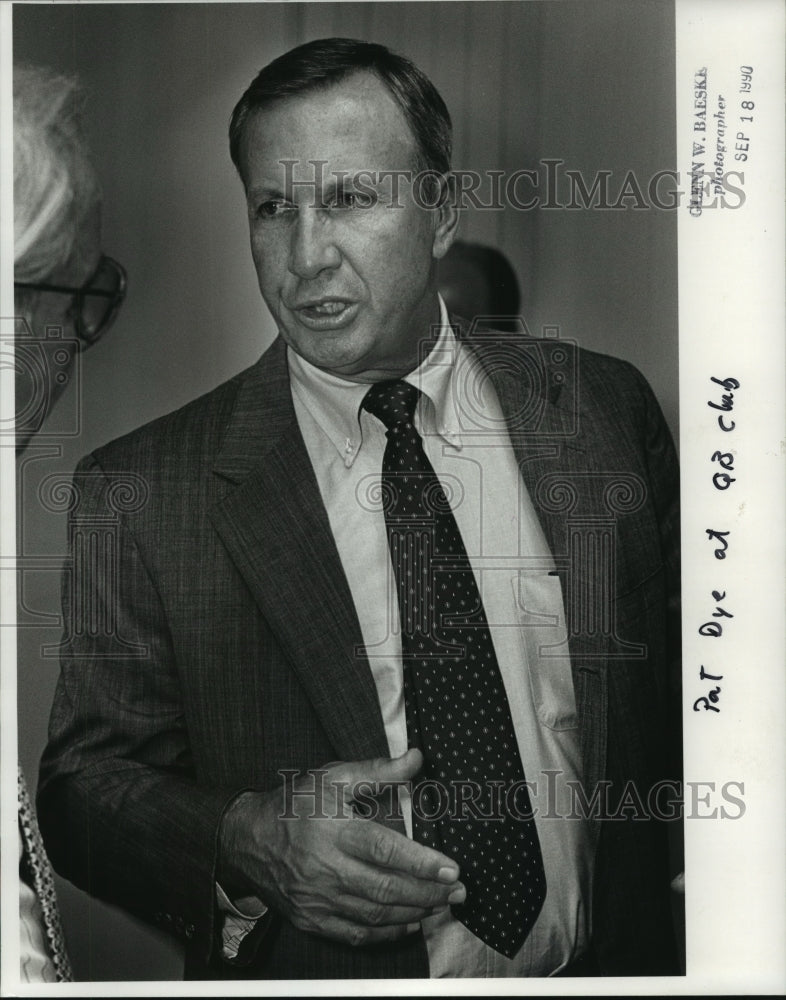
[1,0,783,993]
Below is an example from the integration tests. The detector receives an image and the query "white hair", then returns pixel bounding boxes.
[14,64,101,284]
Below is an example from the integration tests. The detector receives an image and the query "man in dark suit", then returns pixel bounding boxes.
[38,37,681,980]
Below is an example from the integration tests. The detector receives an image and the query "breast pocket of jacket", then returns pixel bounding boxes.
[511,571,578,731]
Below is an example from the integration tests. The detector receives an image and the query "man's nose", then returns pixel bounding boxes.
[288,209,341,280]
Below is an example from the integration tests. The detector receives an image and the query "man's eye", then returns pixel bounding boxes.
[255,200,292,219]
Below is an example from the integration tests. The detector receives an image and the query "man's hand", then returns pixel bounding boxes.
[218,748,464,946]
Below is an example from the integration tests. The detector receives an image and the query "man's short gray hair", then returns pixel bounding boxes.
[14,64,101,284]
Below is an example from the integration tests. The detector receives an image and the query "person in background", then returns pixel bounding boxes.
[437,239,522,333]
[12,63,126,982]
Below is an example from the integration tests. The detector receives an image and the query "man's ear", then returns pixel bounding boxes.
[431,173,460,260]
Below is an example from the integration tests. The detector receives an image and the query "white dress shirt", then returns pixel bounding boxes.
[287,297,592,976]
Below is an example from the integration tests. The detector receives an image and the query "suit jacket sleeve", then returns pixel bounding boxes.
[37,452,245,964]
[625,360,682,778]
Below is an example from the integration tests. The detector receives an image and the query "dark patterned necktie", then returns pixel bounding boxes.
[362,379,546,958]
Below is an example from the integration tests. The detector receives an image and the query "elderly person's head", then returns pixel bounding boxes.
[13,64,125,450]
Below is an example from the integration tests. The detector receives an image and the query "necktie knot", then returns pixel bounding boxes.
[362,379,421,432]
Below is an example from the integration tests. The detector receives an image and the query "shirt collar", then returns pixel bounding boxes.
[287,295,463,468]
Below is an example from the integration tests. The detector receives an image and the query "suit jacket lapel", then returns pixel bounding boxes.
[209,338,389,763]
[461,327,609,809]
[455,322,588,559]
[208,328,608,802]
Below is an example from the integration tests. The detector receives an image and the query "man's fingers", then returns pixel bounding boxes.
[330,747,423,789]
[276,752,462,946]
[325,751,461,883]
[326,841,464,912]
[351,863,466,911]
[340,819,461,887]
[307,913,421,948]
[367,746,424,783]
[333,892,449,928]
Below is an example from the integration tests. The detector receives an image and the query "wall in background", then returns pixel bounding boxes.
[13,1,677,980]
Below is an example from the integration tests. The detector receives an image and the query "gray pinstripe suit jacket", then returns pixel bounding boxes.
[38,324,681,979]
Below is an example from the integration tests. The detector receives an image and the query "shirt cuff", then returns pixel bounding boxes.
[215,882,268,961]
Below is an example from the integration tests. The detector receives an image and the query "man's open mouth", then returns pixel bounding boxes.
[293,299,358,329]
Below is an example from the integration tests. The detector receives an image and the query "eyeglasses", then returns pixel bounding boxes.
[14,254,127,346]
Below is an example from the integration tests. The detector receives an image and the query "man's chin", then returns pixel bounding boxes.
[283,323,419,384]
[283,327,368,380]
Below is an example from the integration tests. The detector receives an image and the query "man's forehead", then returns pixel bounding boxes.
[239,71,418,184]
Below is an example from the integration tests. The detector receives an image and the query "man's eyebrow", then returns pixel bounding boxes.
[320,174,347,195]
[320,172,384,194]
[246,184,286,201]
